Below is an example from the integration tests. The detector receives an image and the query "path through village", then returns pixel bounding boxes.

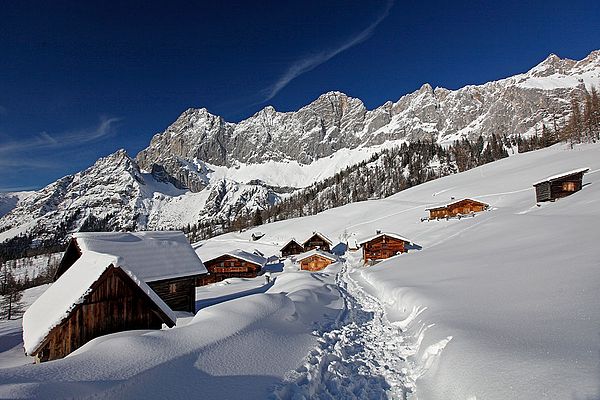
[272,252,420,399]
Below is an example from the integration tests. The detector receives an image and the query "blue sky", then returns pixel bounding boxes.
[1,0,599,191]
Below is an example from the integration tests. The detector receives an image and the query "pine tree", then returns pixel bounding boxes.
[0,287,24,320]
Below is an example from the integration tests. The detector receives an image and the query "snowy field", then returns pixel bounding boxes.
[0,142,599,399]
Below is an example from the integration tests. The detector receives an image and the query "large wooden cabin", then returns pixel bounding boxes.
[302,232,333,252]
[295,249,337,271]
[281,239,304,258]
[533,168,589,202]
[23,255,176,363]
[426,198,489,219]
[54,231,207,313]
[358,232,412,264]
[200,249,266,285]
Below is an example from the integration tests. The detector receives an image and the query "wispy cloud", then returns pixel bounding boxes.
[261,0,394,102]
[0,116,120,167]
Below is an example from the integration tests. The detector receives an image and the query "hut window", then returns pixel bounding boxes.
[169,283,177,293]
[562,182,576,191]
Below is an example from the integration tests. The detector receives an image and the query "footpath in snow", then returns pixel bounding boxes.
[273,252,431,399]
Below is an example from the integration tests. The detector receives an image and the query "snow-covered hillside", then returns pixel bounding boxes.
[0,143,598,399]
[194,142,600,399]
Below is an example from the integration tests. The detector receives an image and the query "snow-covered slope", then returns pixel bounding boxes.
[193,142,600,399]
[0,192,32,219]
[2,50,599,249]
[0,143,598,399]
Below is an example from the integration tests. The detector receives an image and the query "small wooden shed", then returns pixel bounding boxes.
[533,168,589,202]
[54,231,207,313]
[280,239,304,258]
[295,249,337,272]
[23,253,177,363]
[200,249,266,285]
[426,198,489,219]
[302,232,333,252]
[358,232,412,264]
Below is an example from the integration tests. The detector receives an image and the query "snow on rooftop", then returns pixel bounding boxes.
[204,248,267,267]
[294,248,337,262]
[424,198,488,211]
[357,232,413,246]
[73,231,207,282]
[302,231,333,245]
[22,252,177,355]
[532,167,589,185]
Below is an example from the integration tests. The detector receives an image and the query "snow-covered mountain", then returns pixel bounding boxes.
[1,50,599,248]
[0,192,32,218]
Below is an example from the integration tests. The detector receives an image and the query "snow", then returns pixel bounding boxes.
[0,142,599,399]
[73,231,207,282]
[205,140,406,188]
[294,248,337,262]
[531,167,589,185]
[22,251,177,355]
[301,231,334,246]
[0,263,343,399]
[202,248,267,267]
[357,231,413,245]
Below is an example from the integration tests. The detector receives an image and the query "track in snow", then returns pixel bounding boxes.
[271,254,419,399]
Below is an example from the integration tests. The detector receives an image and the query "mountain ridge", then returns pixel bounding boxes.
[1,50,599,253]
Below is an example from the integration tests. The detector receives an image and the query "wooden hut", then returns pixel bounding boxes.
[280,239,304,258]
[23,253,177,363]
[533,168,589,202]
[54,231,207,313]
[302,232,333,252]
[295,249,337,271]
[426,198,489,219]
[200,249,266,285]
[358,232,412,264]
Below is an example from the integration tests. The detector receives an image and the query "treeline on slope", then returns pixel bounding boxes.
[184,135,512,241]
[517,87,600,152]
[2,87,599,255]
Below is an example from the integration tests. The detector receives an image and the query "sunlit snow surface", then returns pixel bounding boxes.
[0,142,599,399]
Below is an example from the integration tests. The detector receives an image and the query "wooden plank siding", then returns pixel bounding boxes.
[534,173,585,202]
[299,255,334,271]
[303,235,331,252]
[34,267,172,362]
[362,235,406,263]
[147,276,199,313]
[201,255,262,285]
[281,240,304,257]
[428,199,488,219]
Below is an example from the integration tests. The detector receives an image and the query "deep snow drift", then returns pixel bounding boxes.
[0,142,599,399]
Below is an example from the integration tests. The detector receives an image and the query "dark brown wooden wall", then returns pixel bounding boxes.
[281,241,304,257]
[303,236,331,252]
[148,276,198,313]
[535,172,584,202]
[200,256,261,285]
[36,268,166,362]
[429,200,487,219]
[363,236,406,263]
[300,255,333,271]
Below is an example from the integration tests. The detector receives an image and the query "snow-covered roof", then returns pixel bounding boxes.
[357,232,413,246]
[532,167,589,186]
[23,252,177,355]
[302,231,333,246]
[281,238,303,248]
[294,248,338,262]
[204,249,267,267]
[71,231,207,282]
[425,198,488,211]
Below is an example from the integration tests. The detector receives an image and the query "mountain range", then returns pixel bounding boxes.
[1,50,599,250]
